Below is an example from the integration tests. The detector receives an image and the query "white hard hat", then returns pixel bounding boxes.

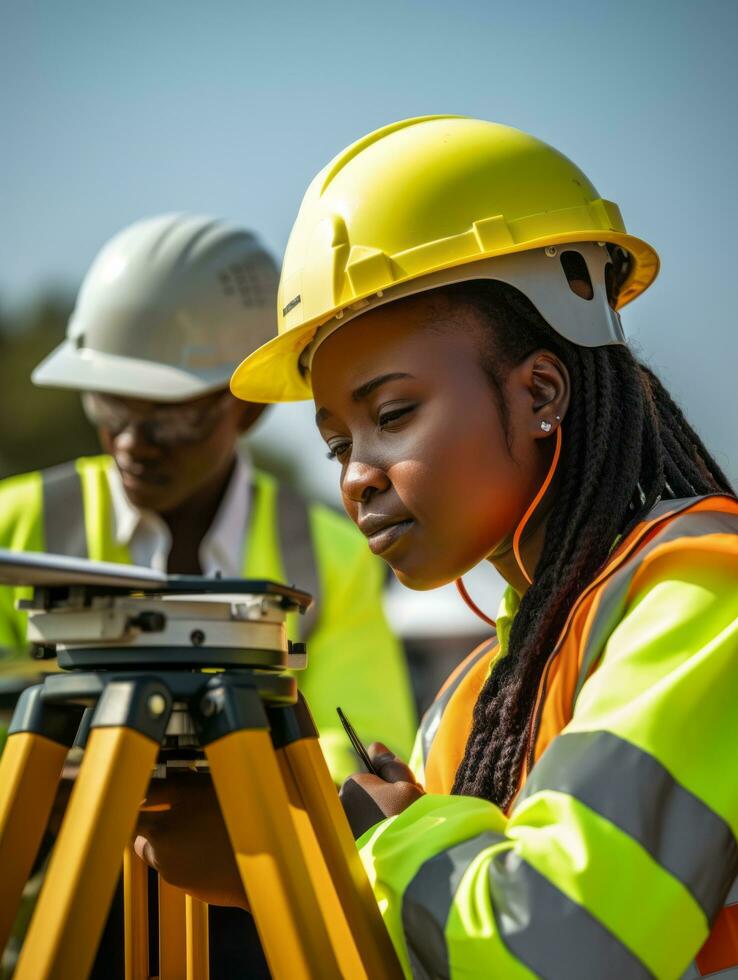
[32,213,279,402]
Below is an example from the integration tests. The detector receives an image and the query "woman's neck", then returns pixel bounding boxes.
[489,515,548,597]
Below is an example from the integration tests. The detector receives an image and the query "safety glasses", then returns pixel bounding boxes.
[82,391,233,448]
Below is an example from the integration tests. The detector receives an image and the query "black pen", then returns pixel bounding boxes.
[336,707,379,776]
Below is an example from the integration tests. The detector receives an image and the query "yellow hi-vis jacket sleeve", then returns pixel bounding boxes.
[359,534,738,978]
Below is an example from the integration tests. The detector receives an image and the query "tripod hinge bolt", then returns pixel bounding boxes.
[147,693,168,718]
[200,693,220,718]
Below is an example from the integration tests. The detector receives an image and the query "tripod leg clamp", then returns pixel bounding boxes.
[8,684,84,747]
[195,678,269,745]
[267,693,319,749]
[89,678,173,741]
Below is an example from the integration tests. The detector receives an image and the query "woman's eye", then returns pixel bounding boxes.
[326,441,351,462]
[378,404,416,428]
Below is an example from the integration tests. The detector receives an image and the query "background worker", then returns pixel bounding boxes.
[141,118,738,978]
[0,212,416,978]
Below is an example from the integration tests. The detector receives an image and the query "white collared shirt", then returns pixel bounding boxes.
[106,454,252,575]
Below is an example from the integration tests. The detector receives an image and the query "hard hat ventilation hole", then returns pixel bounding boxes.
[560,250,594,301]
[604,261,615,308]
[605,244,631,306]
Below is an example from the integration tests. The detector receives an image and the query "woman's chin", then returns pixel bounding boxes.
[391,563,458,592]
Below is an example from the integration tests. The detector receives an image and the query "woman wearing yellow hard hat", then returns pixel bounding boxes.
[144,117,738,977]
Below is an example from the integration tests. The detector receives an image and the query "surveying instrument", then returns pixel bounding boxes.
[0,549,403,980]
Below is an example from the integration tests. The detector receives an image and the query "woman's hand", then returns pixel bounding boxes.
[339,742,424,838]
[134,771,247,908]
[134,742,423,902]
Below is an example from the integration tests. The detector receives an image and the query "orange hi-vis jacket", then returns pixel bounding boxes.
[368,495,738,979]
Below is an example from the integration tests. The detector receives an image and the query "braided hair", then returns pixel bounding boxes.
[439,277,734,810]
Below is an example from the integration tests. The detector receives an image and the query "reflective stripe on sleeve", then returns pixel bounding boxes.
[516,730,738,923]
[574,510,738,705]
[487,848,653,979]
[403,831,505,978]
[681,965,738,978]
[726,876,738,907]
[402,827,653,979]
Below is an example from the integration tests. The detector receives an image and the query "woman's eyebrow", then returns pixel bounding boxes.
[352,372,414,402]
[315,372,415,425]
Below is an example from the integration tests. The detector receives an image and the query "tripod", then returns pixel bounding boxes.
[0,552,403,980]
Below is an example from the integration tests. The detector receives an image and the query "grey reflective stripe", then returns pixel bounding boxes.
[573,506,738,704]
[403,830,505,978]
[488,848,654,979]
[646,494,706,521]
[682,967,738,979]
[402,829,652,979]
[274,482,320,638]
[418,639,496,767]
[726,874,738,906]
[680,963,702,979]
[41,462,88,557]
[516,730,738,923]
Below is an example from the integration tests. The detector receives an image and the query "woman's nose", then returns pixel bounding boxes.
[342,459,390,504]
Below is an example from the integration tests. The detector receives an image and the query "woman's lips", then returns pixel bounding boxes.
[365,519,415,555]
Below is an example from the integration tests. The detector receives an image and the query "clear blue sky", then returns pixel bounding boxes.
[2,0,737,490]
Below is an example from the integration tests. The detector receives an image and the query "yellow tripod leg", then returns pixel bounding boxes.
[200,684,342,980]
[159,876,186,980]
[158,880,209,980]
[282,737,404,979]
[272,700,404,979]
[185,894,209,980]
[0,685,82,955]
[123,844,149,980]
[275,749,366,978]
[15,679,171,980]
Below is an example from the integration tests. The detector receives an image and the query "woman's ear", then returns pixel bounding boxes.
[525,351,570,439]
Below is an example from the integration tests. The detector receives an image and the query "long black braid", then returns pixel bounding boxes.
[441,279,734,809]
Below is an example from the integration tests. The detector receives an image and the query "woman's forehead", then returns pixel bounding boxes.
[311,301,483,409]
[312,293,475,372]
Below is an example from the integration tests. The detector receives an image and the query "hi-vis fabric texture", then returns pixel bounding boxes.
[363,496,738,979]
[0,456,416,781]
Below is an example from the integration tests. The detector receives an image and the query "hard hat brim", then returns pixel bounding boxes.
[230,230,659,404]
[33,340,235,402]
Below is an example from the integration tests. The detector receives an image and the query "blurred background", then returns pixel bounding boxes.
[1,0,736,709]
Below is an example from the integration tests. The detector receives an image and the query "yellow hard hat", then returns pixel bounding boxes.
[231,115,659,403]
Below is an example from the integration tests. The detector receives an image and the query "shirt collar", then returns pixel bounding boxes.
[495,585,521,656]
[199,453,251,576]
[107,460,148,547]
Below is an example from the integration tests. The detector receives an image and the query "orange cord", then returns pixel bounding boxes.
[455,424,563,625]
[512,425,563,585]
[455,577,497,629]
